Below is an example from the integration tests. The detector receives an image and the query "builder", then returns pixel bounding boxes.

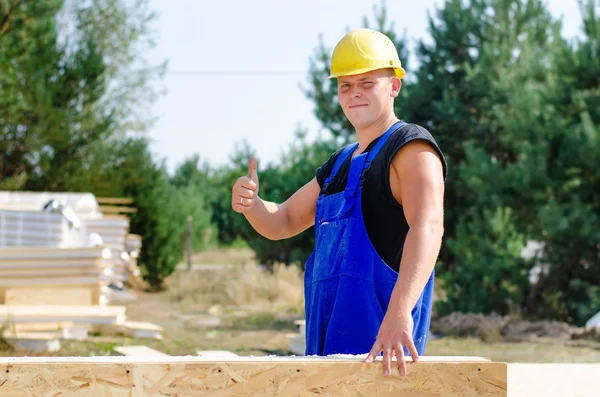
[232,28,447,377]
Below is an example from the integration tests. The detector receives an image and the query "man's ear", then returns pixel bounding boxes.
[391,78,402,98]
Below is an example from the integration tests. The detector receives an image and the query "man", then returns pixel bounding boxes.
[232,28,446,377]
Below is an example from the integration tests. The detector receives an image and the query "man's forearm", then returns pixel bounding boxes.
[388,221,444,317]
[244,197,289,240]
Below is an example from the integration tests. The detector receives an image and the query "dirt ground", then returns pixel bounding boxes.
[2,248,600,363]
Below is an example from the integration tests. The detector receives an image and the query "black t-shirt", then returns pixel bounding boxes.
[315,122,448,273]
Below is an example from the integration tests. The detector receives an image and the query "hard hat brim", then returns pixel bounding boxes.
[328,66,405,80]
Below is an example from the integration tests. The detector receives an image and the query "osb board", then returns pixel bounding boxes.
[0,356,507,397]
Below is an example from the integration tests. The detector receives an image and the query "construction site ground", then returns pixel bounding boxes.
[1,247,599,396]
[1,246,599,363]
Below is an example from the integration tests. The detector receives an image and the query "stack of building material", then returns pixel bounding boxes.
[0,246,110,306]
[0,191,162,352]
[96,197,137,218]
[0,191,143,294]
[84,215,130,290]
[126,234,142,260]
[85,216,129,252]
[85,215,145,299]
[123,234,144,289]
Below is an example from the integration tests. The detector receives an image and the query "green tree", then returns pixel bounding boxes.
[96,137,213,289]
[0,1,180,289]
[520,0,600,324]
[418,0,559,316]
[0,0,164,191]
[170,155,216,252]
[301,0,599,324]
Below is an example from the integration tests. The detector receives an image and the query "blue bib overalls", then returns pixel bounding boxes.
[304,121,434,356]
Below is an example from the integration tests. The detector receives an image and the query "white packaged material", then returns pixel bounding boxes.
[0,209,87,248]
[0,191,101,217]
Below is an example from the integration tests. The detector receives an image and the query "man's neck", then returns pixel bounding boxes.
[355,114,398,155]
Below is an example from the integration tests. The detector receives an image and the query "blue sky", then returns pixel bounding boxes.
[145,0,583,174]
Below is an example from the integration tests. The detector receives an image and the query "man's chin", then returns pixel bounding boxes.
[348,120,373,130]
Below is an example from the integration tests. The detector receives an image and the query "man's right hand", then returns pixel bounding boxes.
[232,157,259,213]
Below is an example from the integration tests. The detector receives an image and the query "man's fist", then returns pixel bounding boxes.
[232,157,259,213]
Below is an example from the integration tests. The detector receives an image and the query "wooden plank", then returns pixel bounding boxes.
[93,320,163,339]
[0,246,105,260]
[99,205,137,214]
[0,304,126,324]
[96,197,134,205]
[0,356,507,396]
[5,286,97,306]
[0,258,104,269]
[0,276,101,287]
[0,267,103,277]
[6,322,90,340]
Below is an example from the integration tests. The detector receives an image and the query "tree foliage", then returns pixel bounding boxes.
[2,0,599,319]
[297,0,600,325]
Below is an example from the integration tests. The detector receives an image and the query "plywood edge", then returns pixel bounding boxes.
[0,355,498,364]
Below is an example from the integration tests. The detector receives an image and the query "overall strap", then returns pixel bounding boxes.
[343,121,406,200]
[364,121,406,168]
[324,142,358,186]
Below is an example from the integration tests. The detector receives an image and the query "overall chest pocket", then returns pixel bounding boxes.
[312,215,367,283]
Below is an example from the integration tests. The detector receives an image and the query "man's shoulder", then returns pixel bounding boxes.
[393,122,436,140]
[387,122,448,180]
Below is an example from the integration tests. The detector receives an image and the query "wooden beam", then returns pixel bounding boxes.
[99,205,137,214]
[96,197,134,205]
[0,356,507,396]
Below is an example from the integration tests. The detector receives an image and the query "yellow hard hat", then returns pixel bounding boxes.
[329,28,405,80]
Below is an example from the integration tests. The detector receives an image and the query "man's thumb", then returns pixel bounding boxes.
[248,157,259,184]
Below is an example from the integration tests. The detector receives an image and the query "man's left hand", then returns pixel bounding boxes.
[364,312,419,377]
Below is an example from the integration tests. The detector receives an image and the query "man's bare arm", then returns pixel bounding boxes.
[387,141,445,316]
[232,157,320,240]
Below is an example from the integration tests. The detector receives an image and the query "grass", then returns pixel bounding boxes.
[426,337,600,363]
[189,242,256,266]
[2,247,600,363]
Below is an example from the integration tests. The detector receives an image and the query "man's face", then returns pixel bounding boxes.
[337,69,401,129]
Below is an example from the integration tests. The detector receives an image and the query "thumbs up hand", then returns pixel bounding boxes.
[232,157,260,213]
